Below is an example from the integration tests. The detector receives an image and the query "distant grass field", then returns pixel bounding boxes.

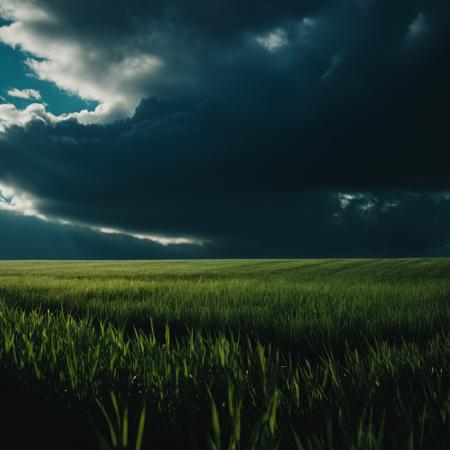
[0,259,449,449]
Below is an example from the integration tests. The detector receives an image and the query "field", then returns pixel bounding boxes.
[0,259,449,450]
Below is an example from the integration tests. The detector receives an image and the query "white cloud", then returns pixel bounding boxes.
[0,182,46,220]
[0,0,51,22]
[0,1,163,125]
[0,102,61,132]
[337,192,377,213]
[337,193,356,209]
[7,88,42,100]
[0,101,135,131]
[256,28,287,51]
[97,227,205,247]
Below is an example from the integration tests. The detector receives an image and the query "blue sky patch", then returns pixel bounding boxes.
[0,43,97,114]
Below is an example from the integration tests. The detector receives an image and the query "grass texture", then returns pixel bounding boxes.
[0,259,448,449]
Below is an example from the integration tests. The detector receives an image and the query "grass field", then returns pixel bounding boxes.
[0,259,449,449]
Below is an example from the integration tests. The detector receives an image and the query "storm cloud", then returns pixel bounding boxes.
[0,0,449,258]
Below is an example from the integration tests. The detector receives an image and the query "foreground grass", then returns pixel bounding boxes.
[0,259,449,449]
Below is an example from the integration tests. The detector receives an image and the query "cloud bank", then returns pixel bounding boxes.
[0,0,449,258]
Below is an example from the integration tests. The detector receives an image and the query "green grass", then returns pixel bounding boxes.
[0,259,449,449]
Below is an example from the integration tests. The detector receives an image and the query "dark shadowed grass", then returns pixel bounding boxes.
[0,259,449,449]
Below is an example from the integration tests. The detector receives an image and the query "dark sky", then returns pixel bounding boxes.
[0,0,449,258]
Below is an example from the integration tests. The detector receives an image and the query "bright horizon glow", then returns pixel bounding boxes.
[0,182,205,247]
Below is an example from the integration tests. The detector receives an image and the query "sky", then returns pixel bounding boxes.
[0,0,449,259]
